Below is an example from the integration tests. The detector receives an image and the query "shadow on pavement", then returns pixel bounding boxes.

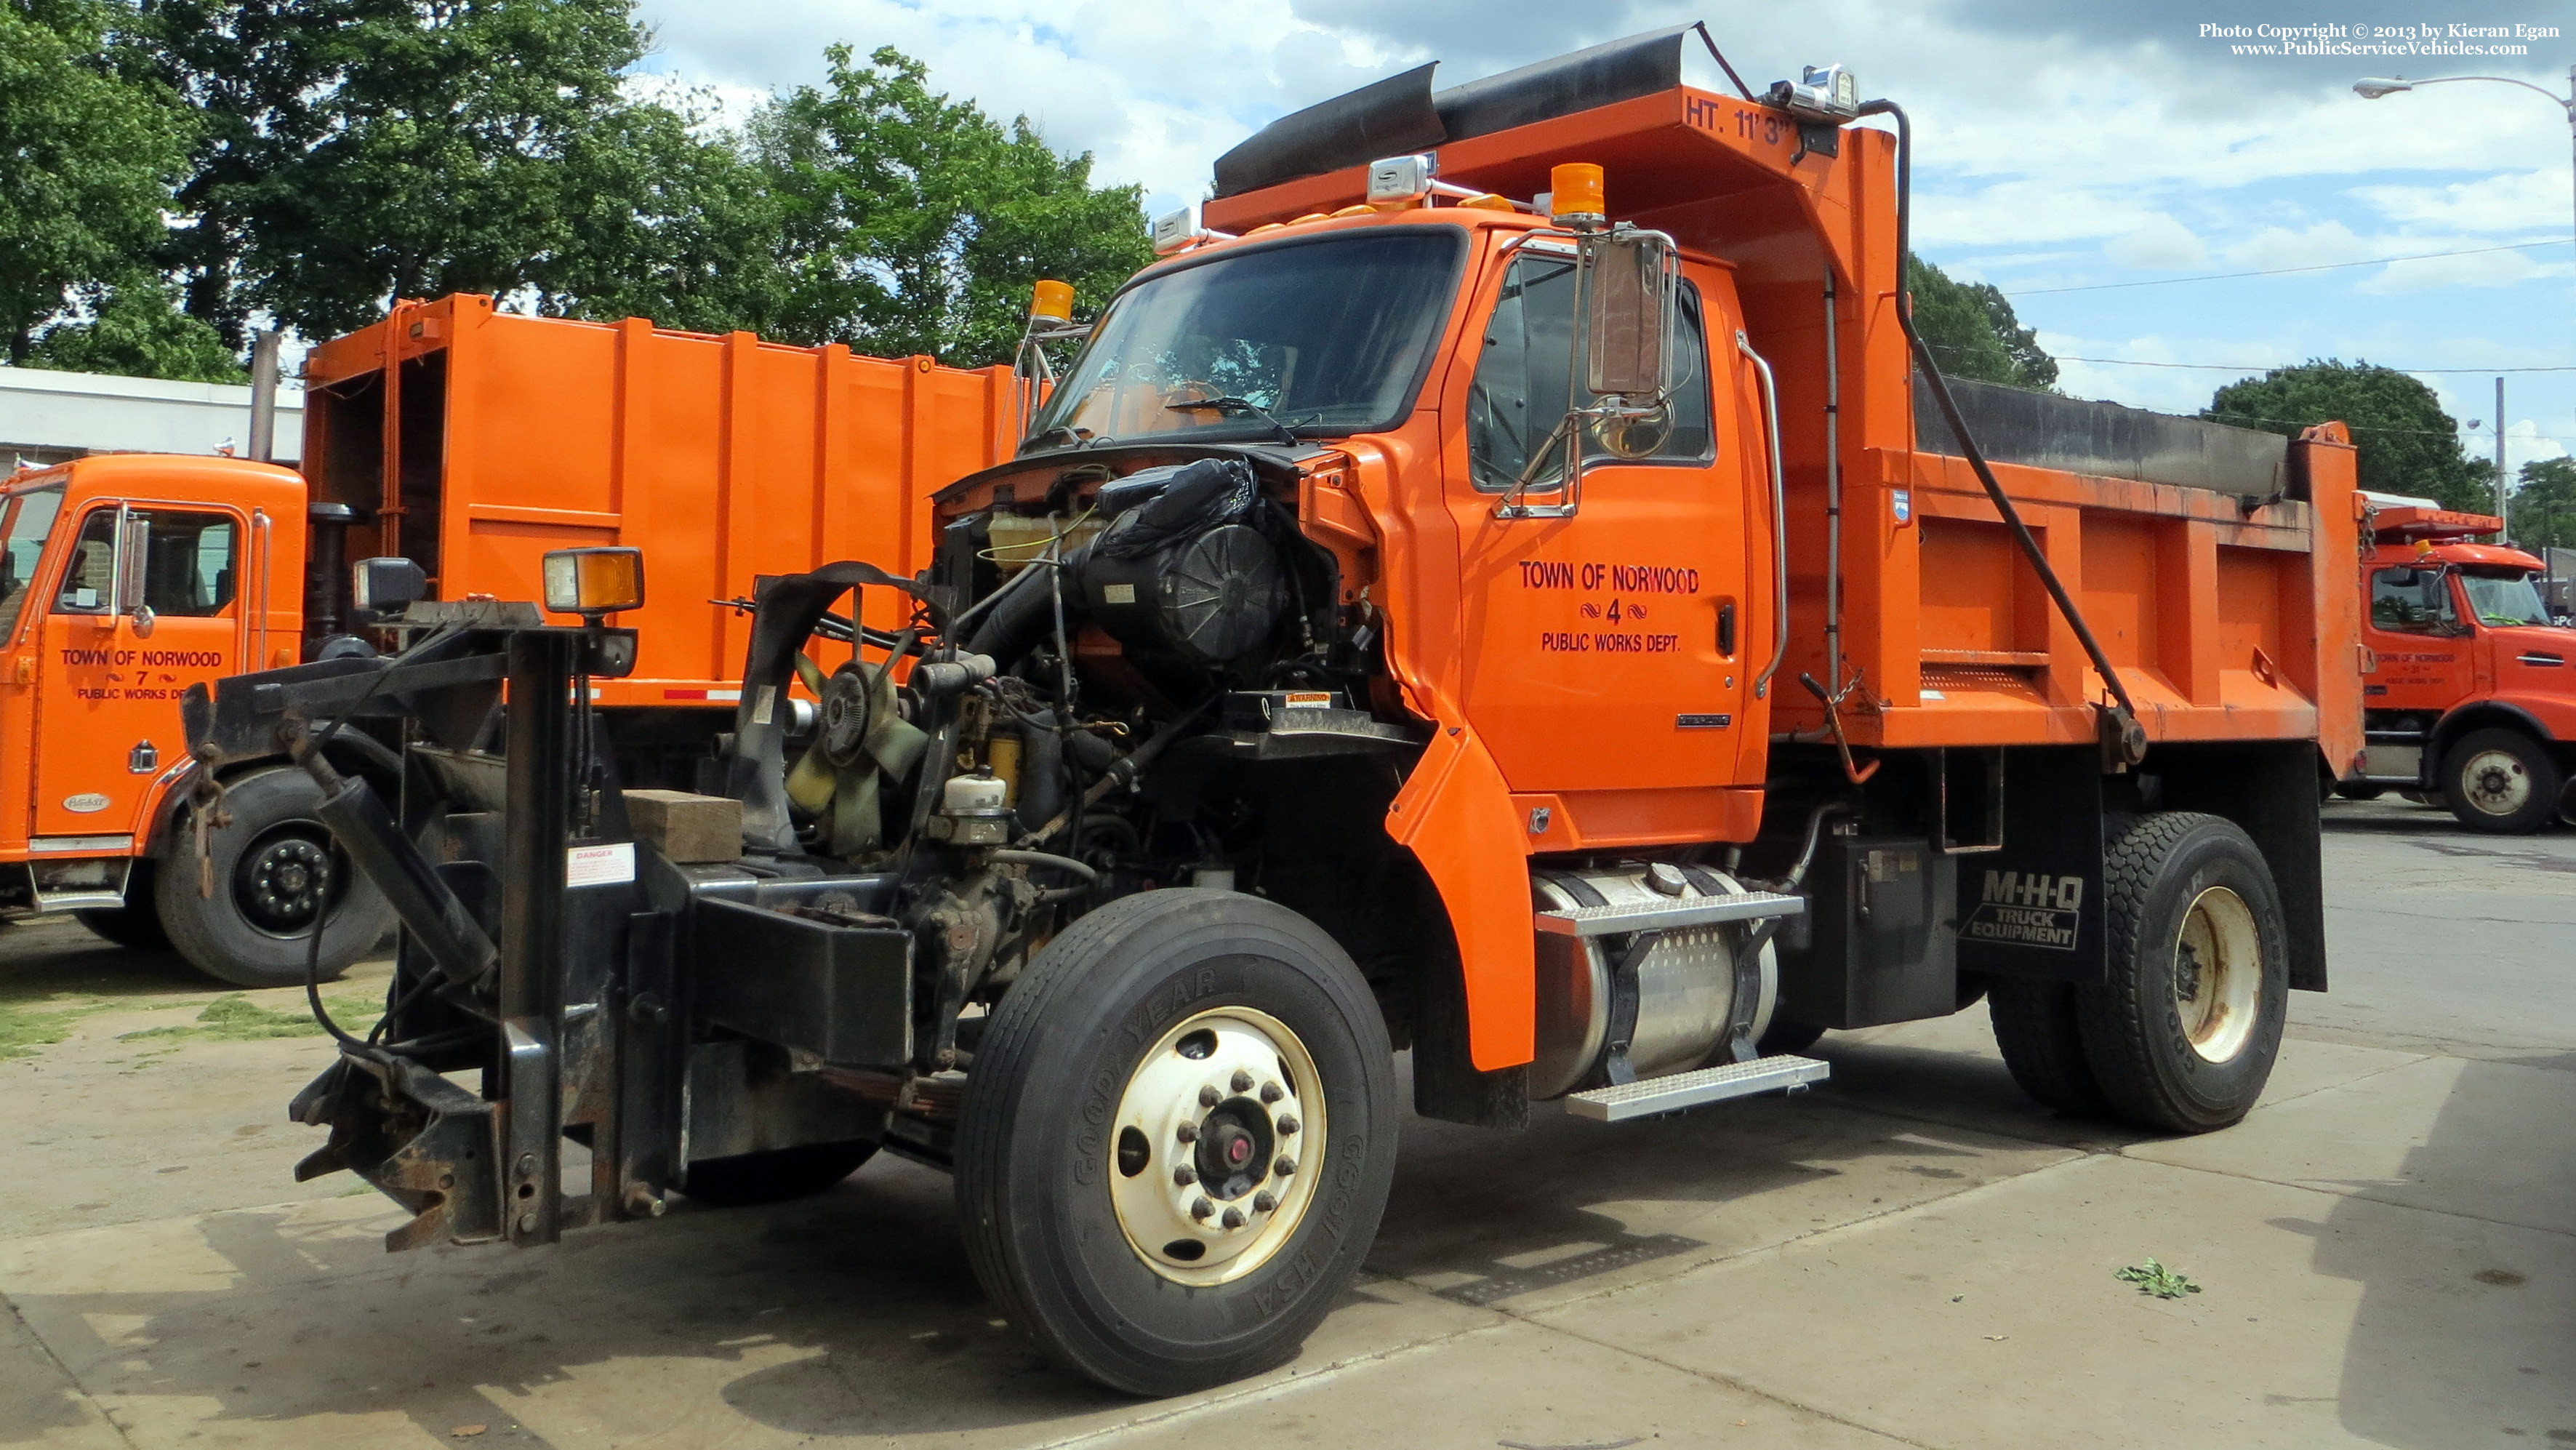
[0,920,209,1006]
[0,1040,2085,1446]
[2298,1054,2576,1447]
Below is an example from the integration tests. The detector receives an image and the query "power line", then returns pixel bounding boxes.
[2002,238,2575,296]
[2059,356,2576,374]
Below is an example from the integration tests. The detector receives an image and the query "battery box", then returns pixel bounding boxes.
[1775,835,1959,1030]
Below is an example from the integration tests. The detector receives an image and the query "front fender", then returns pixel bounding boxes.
[1385,722,1533,1071]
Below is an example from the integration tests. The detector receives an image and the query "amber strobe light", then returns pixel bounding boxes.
[542,546,645,619]
[1549,163,1606,228]
[1030,279,1075,322]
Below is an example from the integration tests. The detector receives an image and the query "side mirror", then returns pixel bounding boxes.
[1584,228,1677,400]
[116,509,154,638]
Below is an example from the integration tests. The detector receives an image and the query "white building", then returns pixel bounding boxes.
[0,366,302,473]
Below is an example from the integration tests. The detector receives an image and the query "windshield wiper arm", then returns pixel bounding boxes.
[1165,396,1301,448]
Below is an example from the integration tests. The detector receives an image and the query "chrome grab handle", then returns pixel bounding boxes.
[1736,331,1789,700]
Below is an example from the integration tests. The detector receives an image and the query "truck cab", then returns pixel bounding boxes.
[0,455,308,926]
[2351,499,2575,831]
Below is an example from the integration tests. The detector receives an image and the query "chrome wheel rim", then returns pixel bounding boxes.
[2459,748,2533,817]
[1107,1006,1324,1286]
[2173,886,2260,1064]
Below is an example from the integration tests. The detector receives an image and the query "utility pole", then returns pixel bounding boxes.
[2496,375,2508,542]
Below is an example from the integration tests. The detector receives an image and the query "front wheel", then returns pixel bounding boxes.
[2076,813,2288,1133]
[156,768,396,988]
[955,889,1397,1396]
[2441,728,2561,834]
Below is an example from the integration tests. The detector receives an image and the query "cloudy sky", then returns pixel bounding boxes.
[633,0,2576,484]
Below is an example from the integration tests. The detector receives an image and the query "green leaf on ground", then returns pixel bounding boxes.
[2114,1258,2204,1299]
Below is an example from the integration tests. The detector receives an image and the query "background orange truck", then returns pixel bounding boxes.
[186,29,2366,1397]
[2340,496,2576,831]
[0,295,1007,982]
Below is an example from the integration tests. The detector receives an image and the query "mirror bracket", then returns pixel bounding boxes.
[1493,224,1681,521]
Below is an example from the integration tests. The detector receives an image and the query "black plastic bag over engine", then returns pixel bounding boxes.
[1095,457,1258,561]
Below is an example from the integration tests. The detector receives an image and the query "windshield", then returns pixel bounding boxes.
[0,484,65,642]
[1026,229,1464,449]
[2459,567,2551,627]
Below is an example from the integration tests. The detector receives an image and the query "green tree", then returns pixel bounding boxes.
[1906,257,2057,391]
[540,90,790,335]
[2202,361,2491,510]
[30,276,246,381]
[140,0,709,345]
[746,44,1153,366]
[2514,456,2576,553]
[0,0,187,364]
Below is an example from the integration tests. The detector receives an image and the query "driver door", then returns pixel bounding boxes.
[1443,249,1764,808]
[2362,564,2473,710]
[32,504,247,840]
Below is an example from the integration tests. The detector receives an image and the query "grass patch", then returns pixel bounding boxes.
[0,998,114,1062]
[117,994,383,1044]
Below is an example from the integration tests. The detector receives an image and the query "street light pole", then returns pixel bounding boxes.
[2357,65,2576,544]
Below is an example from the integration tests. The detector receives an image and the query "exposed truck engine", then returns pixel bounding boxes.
[182,27,2364,1398]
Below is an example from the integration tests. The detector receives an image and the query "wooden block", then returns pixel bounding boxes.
[623,789,742,863]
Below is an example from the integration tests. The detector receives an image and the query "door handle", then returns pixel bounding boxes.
[1717,601,1736,657]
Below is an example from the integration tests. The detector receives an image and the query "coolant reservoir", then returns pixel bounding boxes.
[943,773,1010,813]
[985,513,1107,574]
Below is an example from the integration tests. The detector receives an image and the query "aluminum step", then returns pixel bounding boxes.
[1563,1054,1829,1122]
[1534,890,1804,938]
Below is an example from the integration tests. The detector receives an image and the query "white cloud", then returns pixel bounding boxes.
[2350,169,2569,233]
[2105,215,2210,270]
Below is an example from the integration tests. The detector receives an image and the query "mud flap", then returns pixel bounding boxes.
[1954,747,2108,986]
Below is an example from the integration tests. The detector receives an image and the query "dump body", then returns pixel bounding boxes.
[2,299,1006,924]
[301,295,1014,701]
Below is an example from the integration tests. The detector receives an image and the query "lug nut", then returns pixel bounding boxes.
[1274,1155,1296,1178]
[1221,1207,1245,1229]
[1259,1081,1283,1104]
[1275,1113,1299,1135]
[1190,1196,1214,1220]
[1176,1122,1198,1144]
[1199,1085,1221,1107]
[1231,1069,1253,1093]
[1173,1165,1196,1187]
[1253,1190,1277,1213]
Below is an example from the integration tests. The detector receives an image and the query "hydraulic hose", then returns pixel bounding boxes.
[1855,99,2147,765]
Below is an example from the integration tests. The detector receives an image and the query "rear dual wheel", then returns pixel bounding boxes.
[956,889,1396,1396]
[1989,812,2287,1133]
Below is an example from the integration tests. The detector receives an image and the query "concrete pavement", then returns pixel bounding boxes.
[0,795,2568,1449]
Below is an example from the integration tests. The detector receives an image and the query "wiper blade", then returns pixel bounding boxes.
[1166,396,1301,448]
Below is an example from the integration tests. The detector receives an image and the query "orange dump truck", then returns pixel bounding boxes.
[2341,497,2576,830]
[0,295,1008,982]
[189,30,2362,1398]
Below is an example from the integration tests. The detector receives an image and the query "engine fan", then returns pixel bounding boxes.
[784,652,928,857]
